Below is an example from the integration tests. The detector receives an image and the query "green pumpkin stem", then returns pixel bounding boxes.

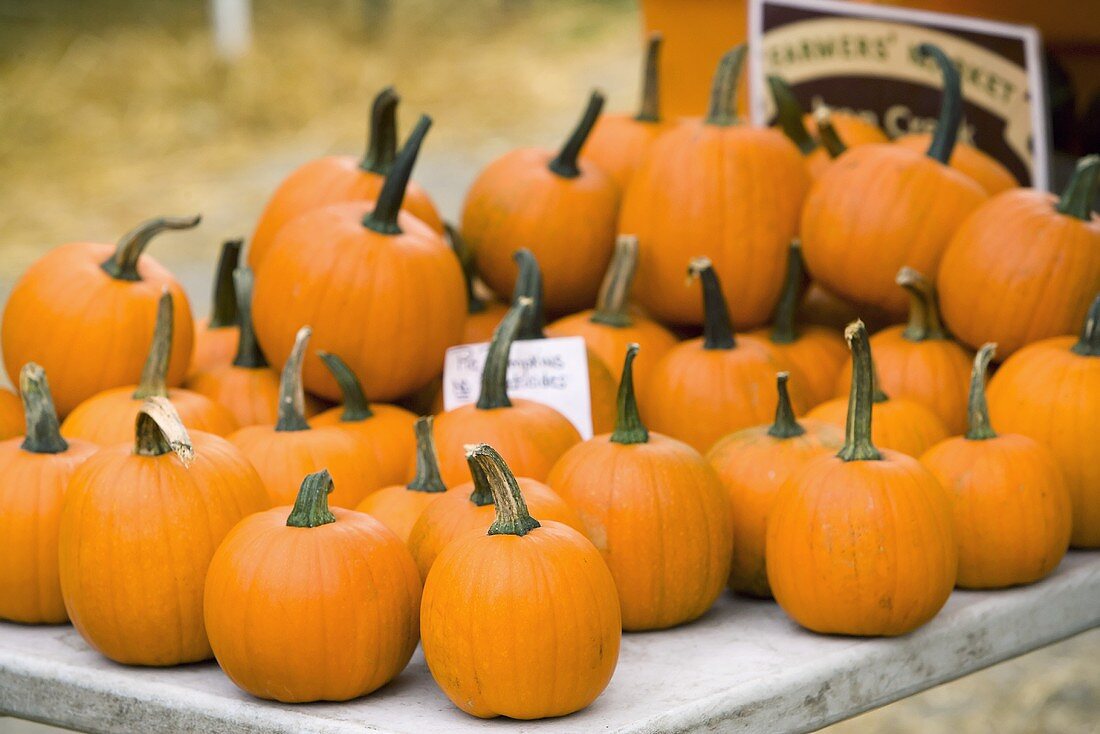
[231,268,268,369]
[317,351,374,422]
[635,33,662,123]
[610,343,649,444]
[549,90,604,179]
[767,76,816,155]
[359,86,398,175]
[689,257,736,350]
[918,44,963,165]
[814,107,847,158]
[18,363,67,454]
[208,239,242,328]
[465,443,541,535]
[101,215,201,282]
[362,115,431,235]
[965,343,998,441]
[1055,155,1100,221]
[767,372,806,439]
[275,327,312,432]
[134,396,194,465]
[1071,293,1100,357]
[132,290,173,400]
[511,248,548,340]
[447,223,486,315]
[408,416,447,493]
[837,320,883,462]
[476,298,532,411]
[286,469,337,528]
[770,240,805,344]
[705,44,746,127]
[591,235,639,328]
[897,267,948,341]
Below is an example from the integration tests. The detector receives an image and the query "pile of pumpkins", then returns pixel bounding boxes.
[0,34,1097,721]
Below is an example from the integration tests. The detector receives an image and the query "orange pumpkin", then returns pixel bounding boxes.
[228,327,384,508]
[448,223,507,345]
[189,239,241,377]
[252,116,465,403]
[205,469,421,702]
[0,388,24,440]
[421,444,620,719]
[0,364,97,624]
[58,397,269,665]
[62,290,239,444]
[938,154,1100,359]
[921,344,1071,588]
[546,344,732,630]
[707,372,843,598]
[800,45,988,318]
[620,45,809,327]
[987,295,1100,547]
[2,215,199,416]
[894,133,1017,195]
[462,91,619,314]
[766,321,957,636]
[249,87,443,270]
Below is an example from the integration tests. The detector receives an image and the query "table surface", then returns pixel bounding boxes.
[0,551,1097,734]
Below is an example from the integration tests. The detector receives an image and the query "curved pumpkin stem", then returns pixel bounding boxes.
[965,343,998,441]
[635,33,662,123]
[476,297,532,411]
[768,75,816,155]
[408,416,447,494]
[814,107,847,158]
[770,240,805,344]
[591,235,639,328]
[897,267,948,341]
[286,469,337,528]
[837,320,883,462]
[134,396,194,465]
[689,257,736,350]
[767,372,806,439]
[917,43,962,165]
[19,363,67,454]
[1071,293,1100,357]
[317,351,374,421]
[276,327,312,432]
[465,443,541,536]
[549,90,604,179]
[447,223,486,316]
[362,115,431,235]
[610,343,649,445]
[1056,155,1100,221]
[232,268,269,369]
[101,215,201,282]
[511,248,548,340]
[133,289,173,400]
[706,44,746,127]
[208,239,242,328]
[359,86,398,175]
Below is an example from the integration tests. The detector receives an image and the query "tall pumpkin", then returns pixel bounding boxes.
[189,239,242,377]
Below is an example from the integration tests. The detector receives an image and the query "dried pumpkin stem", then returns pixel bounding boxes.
[897,266,948,341]
[232,268,269,369]
[705,44,746,127]
[134,397,194,466]
[837,320,883,462]
[689,257,736,350]
[591,235,639,328]
[965,343,998,441]
[767,372,806,439]
[19,363,67,454]
[768,75,816,155]
[447,223,486,315]
[362,115,432,235]
[918,44,962,165]
[318,351,374,421]
[1056,155,1100,221]
[208,239,242,328]
[359,86,398,175]
[476,298,531,411]
[511,248,548,340]
[610,343,649,445]
[1071,293,1100,357]
[465,443,541,536]
[286,469,337,528]
[101,215,201,282]
[549,90,604,179]
[276,327,312,432]
[132,289,173,400]
[814,107,847,158]
[635,33,662,123]
[770,240,805,344]
[408,416,447,493]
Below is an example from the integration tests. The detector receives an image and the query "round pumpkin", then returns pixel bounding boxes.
[894,133,1017,195]
[0,388,24,440]
[189,239,241,377]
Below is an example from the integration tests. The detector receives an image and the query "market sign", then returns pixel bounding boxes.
[748,0,1049,188]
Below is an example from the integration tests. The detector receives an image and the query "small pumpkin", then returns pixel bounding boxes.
[894,132,1017,195]
[189,239,242,377]
[0,364,97,624]
[62,290,239,443]
[2,215,200,416]
[0,388,24,440]
[707,372,843,598]
[59,397,269,665]
[921,344,1071,588]
[449,223,507,345]
[420,444,620,719]
[204,469,421,702]
[766,321,957,636]
[938,154,1100,358]
[546,344,733,630]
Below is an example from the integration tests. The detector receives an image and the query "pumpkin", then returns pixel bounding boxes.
[58,397,269,665]
[748,240,847,407]
[228,327,384,507]
[0,389,24,440]
[800,44,988,318]
[189,239,241,377]
[248,86,443,270]
[204,469,421,702]
[2,215,200,416]
[767,321,957,636]
[62,290,239,443]
[987,294,1100,547]
[546,235,679,403]
[620,45,809,327]
[938,154,1100,358]
[449,223,507,345]
[252,116,465,403]
[356,416,448,543]
[546,344,732,630]
[0,364,97,624]
[707,372,843,598]
[643,258,803,453]
[421,444,620,719]
[894,133,1017,195]
[832,267,973,434]
[921,344,1071,588]
[462,91,619,314]
[432,298,581,486]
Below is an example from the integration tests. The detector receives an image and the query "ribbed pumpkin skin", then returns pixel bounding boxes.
[204,507,422,702]
[767,451,957,635]
[706,420,843,597]
[621,125,809,326]
[421,521,620,719]
[585,114,667,191]
[894,134,1017,195]
[807,395,949,458]
[0,390,24,440]
[58,433,269,665]
[61,388,239,444]
[586,351,619,435]
[356,487,442,544]
[938,192,1100,358]
[800,145,987,318]
[189,320,238,377]
[800,112,889,180]
[547,433,732,630]
[310,404,418,486]
[987,337,1100,547]
[921,434,1071,588]
[749,325,847,408]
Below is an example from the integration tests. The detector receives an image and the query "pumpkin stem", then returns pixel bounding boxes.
[447,223,486,316]
[610,343,649,445]
[705,44,746,127]
[768,76,816,155]
[635,33,662,123]
[918,44,963,165]
[476,297,532,411]
[837,320,883,462]
[362,115,431,235]
[317,351,375,421]
[18,363,67,454]
[965,343,998,441]
[134,396,194,466]
[767,372,806,439]
[689,257,736,350]
[132,289,173,400]
[466,443,542,536]
[101,215,201,282]
[511,248,548,340]
[591,235,639,328]
[897,266,948,341]
[1055,155,1100,221]
[408,416,447,494]
[359,86,398,175]
[814,107,847,158]
[549,90,604,179]
[276,327,312,432]
[207,239,242,328]
[286,469,337,528]
[770,240,805,344]
[231,268,269,369]
[1071,293,1100,357]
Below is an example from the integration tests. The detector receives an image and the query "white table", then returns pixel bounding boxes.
[1,552,1097,734]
